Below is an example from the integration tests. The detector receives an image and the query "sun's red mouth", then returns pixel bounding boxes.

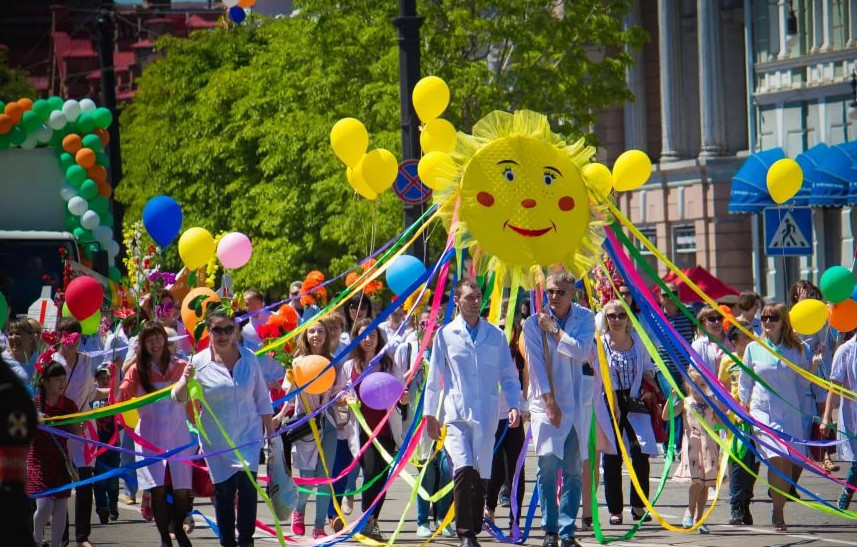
[504,220,556,237]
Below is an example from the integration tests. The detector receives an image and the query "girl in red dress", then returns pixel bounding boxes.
[27,360,81,547]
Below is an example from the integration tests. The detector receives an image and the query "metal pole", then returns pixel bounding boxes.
[393,0,426,264]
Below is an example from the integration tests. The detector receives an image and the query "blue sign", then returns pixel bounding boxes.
[393,160,432,205]
[764,206,813,256]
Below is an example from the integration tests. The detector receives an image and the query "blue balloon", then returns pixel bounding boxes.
[142,196,183,247]
[851,283,857,302]
[386,254,426,296]
[229,6,246,23]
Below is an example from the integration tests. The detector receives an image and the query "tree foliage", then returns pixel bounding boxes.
[117,0,646,295]
[0,50,36,103]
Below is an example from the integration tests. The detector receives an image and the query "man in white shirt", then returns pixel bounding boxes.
[425,279,524,547]
[523,271,593,547]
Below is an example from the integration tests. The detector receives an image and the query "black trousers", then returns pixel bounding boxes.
[63,466,94,543]
[360,432,396,519]
[485,419,525,526]
[453,466,486,539]
[729,440,759,505]
[602,391,650,516]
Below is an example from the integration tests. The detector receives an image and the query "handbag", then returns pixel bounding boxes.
[281,414,316,444]
[192,462,214,498]
[623,395,650,415]
[810,422,836,462]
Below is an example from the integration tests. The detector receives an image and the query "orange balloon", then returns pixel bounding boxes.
[63,134,82,154]
[0,114,13,134]
[829,300,857,332]
[238,0,256,6]
[94,128,110,146]
[292,355,335,395]
[97,180,112,198]
[17,98,33,111]
[76,148,96,168]
[4,102,24,124]
[181,287,220,343]
[88,164,107,184]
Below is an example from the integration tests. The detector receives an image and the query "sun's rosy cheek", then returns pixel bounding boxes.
[477,191,495,207]
[558,196,575,211]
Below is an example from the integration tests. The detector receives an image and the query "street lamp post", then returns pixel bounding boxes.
[393,0,427,264]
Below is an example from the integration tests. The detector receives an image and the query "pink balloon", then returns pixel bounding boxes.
[217,232,253,269]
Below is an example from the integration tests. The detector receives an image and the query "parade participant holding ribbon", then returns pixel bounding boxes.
[691,306,727,376]
[174,309,276,547]
[425,279,524,547]
[523,271,594,547]
[278,322,337,540]
[739,302,814,533]
[598,299,659,526]
[120,322,194,547]
[821,329,857,510]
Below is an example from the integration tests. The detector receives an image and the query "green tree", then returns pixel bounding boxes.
[117,0,645,295]
[0,50,36,103]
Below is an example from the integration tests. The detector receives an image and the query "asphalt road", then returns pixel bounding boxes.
[63,454,857,546]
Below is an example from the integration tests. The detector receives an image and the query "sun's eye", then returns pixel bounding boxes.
[503,166,515,182]
[543,172,556,185]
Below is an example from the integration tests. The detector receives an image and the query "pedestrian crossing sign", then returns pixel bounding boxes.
[764,207,813,256]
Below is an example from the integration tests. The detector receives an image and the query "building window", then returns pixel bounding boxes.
[632,226,659,282]
[672,225,697,270]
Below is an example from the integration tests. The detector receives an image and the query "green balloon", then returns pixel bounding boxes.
[21,111,41,133]
[0,100,5,113]
[84,242,100,259]
[47,96,64,111]
[76,113,95,133]
[100,213,114,227]
[108,266,122,282]
[9,126,26,146]
[93,107,113,129]
[59,152,75,171]
[80,179,98,200]
[90,195,109,214]
[32,99,51,121]
[80,310,101,335]
[61,302,73,318]
[0,134,9,151]
[66,165,87,186]
[65,214,80,232]
[96,152,109,167]
[82,133,102,151]
[820,266,855,304]
[49,131,65,149]
[0,291,8,330]
[73,227,86,240]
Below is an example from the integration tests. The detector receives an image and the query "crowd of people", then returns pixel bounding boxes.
[2,272,857,547]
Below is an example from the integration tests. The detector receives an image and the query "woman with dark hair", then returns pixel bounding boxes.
[739,302,814,532]
[28,360,79,547]
[120,322,194,547]
[174,310,275,547]
[343,295,373,342]
[335,318,403,540]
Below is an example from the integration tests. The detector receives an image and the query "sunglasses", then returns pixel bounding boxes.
[659,293,671,299]
[760,315,781,323]
[619,291,631,297]
[546,289,567,297]
[705,316,722,323]
[210,325,236,336]
[606,312,627,320]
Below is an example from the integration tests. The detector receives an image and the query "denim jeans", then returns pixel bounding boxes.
[120,430,138,498]
[728,440,759,505]
[536,428,582,539]
[656,371,684,453]
[213,471,258,547]
[295,419,337,528]
[846,461,857,488]
[417,450,453,526]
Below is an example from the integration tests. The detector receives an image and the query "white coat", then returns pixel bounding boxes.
[523,304,595,461]
[424,316,523,478]
[830,337,857,461]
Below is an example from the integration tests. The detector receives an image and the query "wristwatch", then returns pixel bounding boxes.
[550,323,560,334]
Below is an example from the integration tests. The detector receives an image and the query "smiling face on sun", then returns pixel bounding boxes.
[459,134,590,267]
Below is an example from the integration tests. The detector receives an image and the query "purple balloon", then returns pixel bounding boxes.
[359,372,403,411]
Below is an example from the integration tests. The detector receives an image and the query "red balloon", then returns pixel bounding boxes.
[65,276,104,319]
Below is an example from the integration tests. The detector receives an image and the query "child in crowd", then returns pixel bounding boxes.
[91,363,120,524]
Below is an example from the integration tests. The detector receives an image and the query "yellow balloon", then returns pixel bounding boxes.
[581,162,613,197]
[612,149,652,192]
[790,298,828,335]
[330,118,369,168]
[413,76,450,123]
[178,227,216,270]
[356,149,398,194]
[420,118,457,154]
[766,158,803,204]
[122,409,139,429]
[346,166,378,200]
[418,151,457,190]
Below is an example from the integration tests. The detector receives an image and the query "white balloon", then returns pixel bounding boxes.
[106,240,120,258]
[62,100,81,122]
[79,98,97,114]
[35,125,53,144]
[20,135,38,149]
[94,225,113,245]
[223,0,240,6]
[68,196,89,216]
[60,184,78,202]
[80,210,100,230]
[49,110,68,130]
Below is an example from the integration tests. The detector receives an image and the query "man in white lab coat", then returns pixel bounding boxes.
[524,271,594,547]
[425,279,524,547]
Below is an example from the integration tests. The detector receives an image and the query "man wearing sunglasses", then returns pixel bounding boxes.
[655,283,694,453]
[523,271,594,547]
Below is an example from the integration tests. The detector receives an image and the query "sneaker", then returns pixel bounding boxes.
[728,504,744,525]
[124,495,136,505]
[291,510,306,536]
[742,501,753,525]
[698,523,710,534]
[560,538,583,547]
[342,495,354,515]
[96,506,109,525]
[682,512,693,528]
[109,510,119,522]
[330,516,345,533]
[838,487,854,511]
[543,532,559,547]
[441,524,455,538]
[499,493,511,508]
[312,527,327,539]
[364,520,384,541]
[416,524,432,538]
[580,517,593,531]
[140,504,153,522]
